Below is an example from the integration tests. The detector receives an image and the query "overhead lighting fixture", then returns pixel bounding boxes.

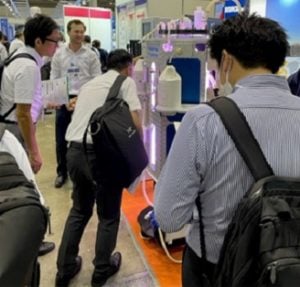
[1,0,19,17]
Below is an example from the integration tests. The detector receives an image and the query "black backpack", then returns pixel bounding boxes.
[0,52,36,122]
[197,97,300,287]
[0,123,48,286]
[83,75,148,188]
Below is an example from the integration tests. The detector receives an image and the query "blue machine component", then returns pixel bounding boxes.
[170,58,201,104]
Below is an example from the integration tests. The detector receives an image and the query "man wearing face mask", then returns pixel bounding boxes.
[154,12,300,287]
[288,68,300,97]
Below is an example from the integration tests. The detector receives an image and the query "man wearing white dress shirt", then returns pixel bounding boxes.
[0,14,60,257]
[9,27,25,54]
[1,14,60,174]
[50,19,101,188]
[55,49,141,287]
[0,31,8,61]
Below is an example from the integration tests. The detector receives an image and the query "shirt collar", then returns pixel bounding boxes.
[22,46,44,68]
[66,43,87,53]
[234,74,290,92]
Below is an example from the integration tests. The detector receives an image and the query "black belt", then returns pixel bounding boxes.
[69,141,93,149]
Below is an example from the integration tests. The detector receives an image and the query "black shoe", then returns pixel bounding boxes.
[91,252,122,287]
[54,175,67,188]
[38,241,55,256]
[55,256,82,287]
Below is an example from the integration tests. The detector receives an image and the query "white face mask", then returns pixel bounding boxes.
[219,71,233,97]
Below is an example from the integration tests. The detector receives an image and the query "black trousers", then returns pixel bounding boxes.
[182,245,216,287]
[0,205,45,286]
[55,105,72,177]
[56,143,123,277]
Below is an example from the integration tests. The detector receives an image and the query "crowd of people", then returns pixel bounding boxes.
[1,10,300,287]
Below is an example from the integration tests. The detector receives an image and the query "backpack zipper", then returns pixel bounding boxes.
[268,262,277,284]
[265,258,300,285]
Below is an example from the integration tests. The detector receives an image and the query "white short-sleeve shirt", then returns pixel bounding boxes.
[0,46,44,123]
[9,38,25,54]
[66,69,141,143]
[0,42,8,61]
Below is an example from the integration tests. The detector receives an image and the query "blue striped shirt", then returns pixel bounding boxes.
[154,74,300,264]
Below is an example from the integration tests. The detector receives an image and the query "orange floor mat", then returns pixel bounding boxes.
[121,180,184,287]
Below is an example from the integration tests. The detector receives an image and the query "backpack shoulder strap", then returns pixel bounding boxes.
[106,75,127,101]
[206,97,274,181]
[0,123,5,141]
[82,74,127,157]
[1,53,37,121]
[4,53,37,66]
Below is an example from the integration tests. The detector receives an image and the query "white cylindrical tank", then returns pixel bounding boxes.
[133,58,145,95]
[157,65,182,110]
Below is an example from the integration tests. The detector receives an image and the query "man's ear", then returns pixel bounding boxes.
[34,37,42,48]
[222,50,233,73]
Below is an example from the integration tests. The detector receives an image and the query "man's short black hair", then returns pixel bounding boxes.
[0,31,3,41]
[84,35,91,43]
[15,25,24,38]
[107,49,133,71]
[24,14,59,47]
[92,40,100,49]
[208,12,289,74]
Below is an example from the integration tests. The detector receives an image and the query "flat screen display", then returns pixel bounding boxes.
[266,0,300,44]
[142,22,152,37]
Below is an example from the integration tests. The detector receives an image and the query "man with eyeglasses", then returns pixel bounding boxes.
[0,14,60,256]
[50,19,101,189]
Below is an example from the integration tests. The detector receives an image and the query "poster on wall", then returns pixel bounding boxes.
[0,18,9,37]
[135,5,147,40]
[117,5,128,49]
[224,0,247,19]
[89,8,112,50]
[127,1,136,40]
[116,0,147,49]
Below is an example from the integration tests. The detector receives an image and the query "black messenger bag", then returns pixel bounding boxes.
[84,75,148,188]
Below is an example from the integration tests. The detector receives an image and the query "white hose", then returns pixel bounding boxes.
[141,173,182,264]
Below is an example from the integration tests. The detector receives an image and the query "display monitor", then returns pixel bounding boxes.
[214,2,224,18]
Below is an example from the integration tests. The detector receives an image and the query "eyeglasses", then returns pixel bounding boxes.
[45,38,59,45]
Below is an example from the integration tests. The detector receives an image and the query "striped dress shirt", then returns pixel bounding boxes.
[154,74,300,264]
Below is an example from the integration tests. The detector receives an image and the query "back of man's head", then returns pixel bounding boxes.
[107,49,133,72]
[0,31,3,41]
[24,14,59,48]
[84,35,91,44]
[15,26,24,39]
[208,12,289,74]
[92,40,100,49]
